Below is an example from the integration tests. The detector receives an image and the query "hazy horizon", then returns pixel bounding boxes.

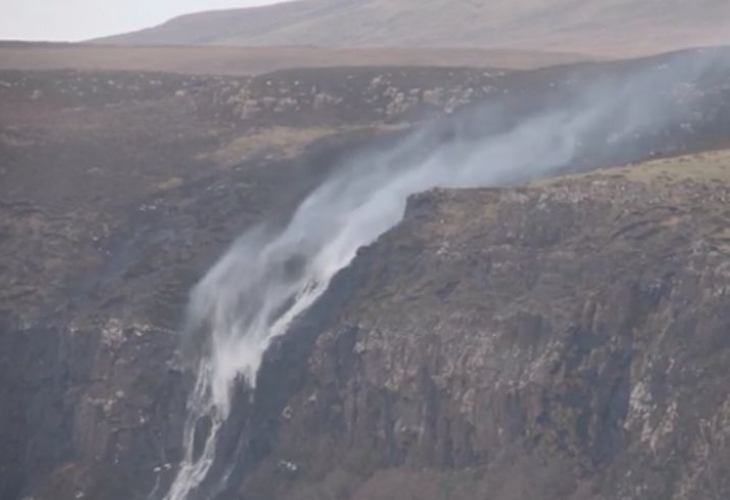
[2,0,286,42]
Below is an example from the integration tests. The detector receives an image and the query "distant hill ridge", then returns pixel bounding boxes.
[94,0,730,57]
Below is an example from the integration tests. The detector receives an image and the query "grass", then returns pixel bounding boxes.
[0,45,593,76]
[533,149,730,189]
[615,150,730,185]
[201,127,340,165]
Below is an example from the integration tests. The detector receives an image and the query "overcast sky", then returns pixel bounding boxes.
[2,0,286,42]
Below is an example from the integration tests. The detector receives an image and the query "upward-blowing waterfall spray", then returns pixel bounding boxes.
[163,48,728,500]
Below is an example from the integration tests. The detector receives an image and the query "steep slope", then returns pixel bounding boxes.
[95,0,730,57]
[241,151,730,500]
[0,64,506,500]
[2,47,730,500]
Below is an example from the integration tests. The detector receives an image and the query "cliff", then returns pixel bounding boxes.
[242,152,730,499]
[2,48,730,500]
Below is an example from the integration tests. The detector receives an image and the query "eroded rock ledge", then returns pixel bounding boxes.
[242,153,730,500]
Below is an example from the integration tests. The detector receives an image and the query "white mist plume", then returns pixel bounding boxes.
[163,48,728,500]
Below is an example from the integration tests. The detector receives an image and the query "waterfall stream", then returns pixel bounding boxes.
[162,49,726,500]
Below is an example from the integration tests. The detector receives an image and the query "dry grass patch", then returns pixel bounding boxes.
[202,127,340,166]
[615,150,730,185]
[533,149,730,189]
[0,46,591,76]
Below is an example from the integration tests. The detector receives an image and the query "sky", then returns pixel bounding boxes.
[1,0,286,42]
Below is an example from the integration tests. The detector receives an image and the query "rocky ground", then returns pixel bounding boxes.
[246,152,730,500]
[1,47,730,500]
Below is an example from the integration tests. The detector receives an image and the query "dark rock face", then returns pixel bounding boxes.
[244,166,730,500]
[1,47,730,500]
[0,321,78,499]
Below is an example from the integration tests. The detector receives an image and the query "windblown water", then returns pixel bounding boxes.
[163,49,729,500]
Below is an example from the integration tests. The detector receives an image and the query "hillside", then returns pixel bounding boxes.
[0,44,593,75]
[95,0,730,57]
[2,47,730,500]
[241,148,730,500]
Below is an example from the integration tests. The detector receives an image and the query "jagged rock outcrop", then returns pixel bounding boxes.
[242,154,730,500]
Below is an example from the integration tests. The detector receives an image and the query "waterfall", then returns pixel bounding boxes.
[162,48,726,500]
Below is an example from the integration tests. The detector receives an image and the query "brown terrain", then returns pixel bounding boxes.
[1,61,563,500]
[246,149,730,500]
[95,0,730,57]
[0,43,593,75]
[3,7,730,500]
